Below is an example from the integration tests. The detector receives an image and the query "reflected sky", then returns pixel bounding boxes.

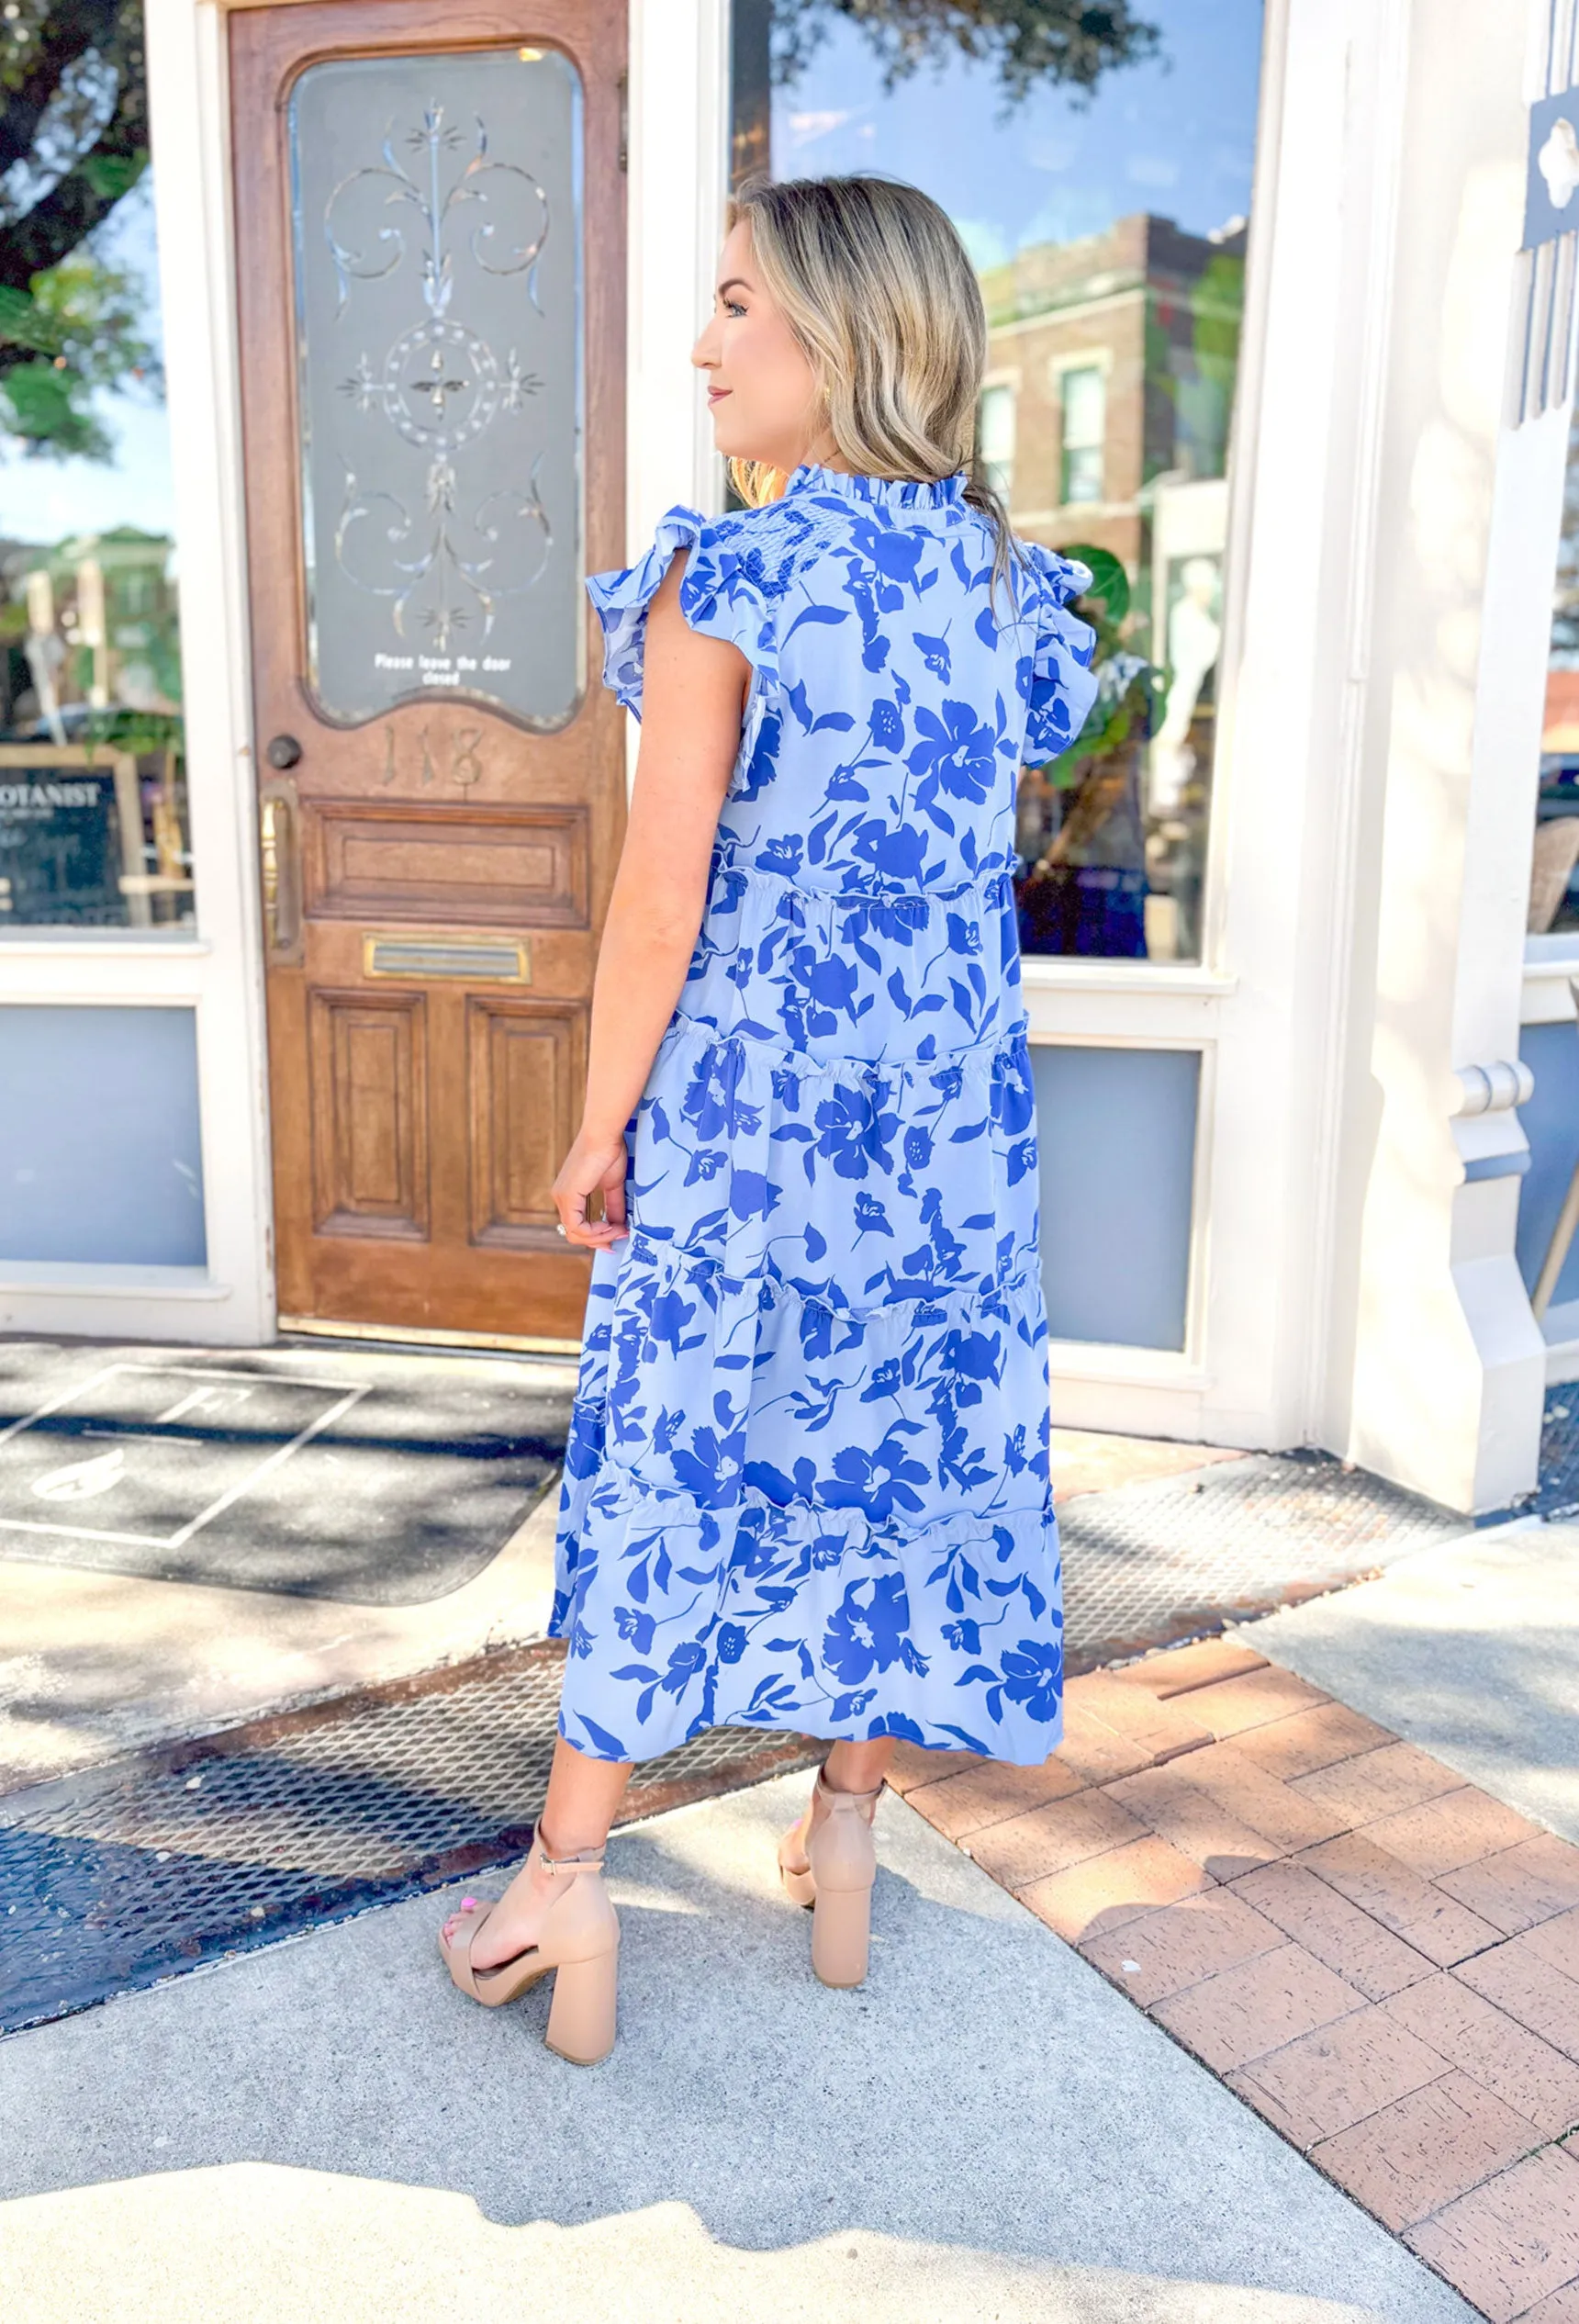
[769,0,1263,263]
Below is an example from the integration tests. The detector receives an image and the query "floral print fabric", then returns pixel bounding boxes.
[551,462,1098,1766]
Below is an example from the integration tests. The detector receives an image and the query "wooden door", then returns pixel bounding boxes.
[231,0,625,1343]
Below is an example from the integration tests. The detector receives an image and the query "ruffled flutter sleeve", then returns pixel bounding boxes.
[1016,542,1100,763]
[585,505,778,723]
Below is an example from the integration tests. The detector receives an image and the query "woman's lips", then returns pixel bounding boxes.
[707,387,730,403]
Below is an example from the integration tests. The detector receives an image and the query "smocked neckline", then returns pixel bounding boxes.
[783,462,967,510]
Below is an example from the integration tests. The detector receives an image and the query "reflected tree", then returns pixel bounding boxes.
[770,0,1162,105]
[0,0,158,457]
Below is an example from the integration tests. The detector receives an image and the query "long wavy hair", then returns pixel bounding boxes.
[725,173,1028,606]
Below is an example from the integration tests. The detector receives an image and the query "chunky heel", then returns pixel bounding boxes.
[545,1944,619,2065]
[778,1768,883,1985]
[439,1837,621,2060]
[811,1876,872,1988]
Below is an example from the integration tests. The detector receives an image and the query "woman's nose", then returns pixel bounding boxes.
[691,317,721,369]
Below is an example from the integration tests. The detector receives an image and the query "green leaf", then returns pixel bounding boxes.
[0,360,114,460]
[1060,543,1129,623]
[81,151,149,202]
[0,287,60,355]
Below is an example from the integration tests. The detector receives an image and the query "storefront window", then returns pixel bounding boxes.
[1534,401,1579,937]
[730,0,1266,962]
[0,0,192,932]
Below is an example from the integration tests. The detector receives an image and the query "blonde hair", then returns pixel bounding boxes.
[726,174,1028,605]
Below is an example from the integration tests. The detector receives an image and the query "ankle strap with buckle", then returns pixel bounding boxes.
[534,1836,606,1873]
[816,1768,886,1803]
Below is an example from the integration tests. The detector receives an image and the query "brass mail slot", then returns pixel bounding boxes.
[363,933,531,982]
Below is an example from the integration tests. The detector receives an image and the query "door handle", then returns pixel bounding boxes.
[259,777,301,960]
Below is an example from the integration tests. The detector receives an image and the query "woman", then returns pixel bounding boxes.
[438,174,1098,2064]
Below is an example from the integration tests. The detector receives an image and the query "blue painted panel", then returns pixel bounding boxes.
[1464,1150,1531,1182]
[1033,1044,1199,1350]
[1518,1019,1579,1303]
[0,1005,207,1266]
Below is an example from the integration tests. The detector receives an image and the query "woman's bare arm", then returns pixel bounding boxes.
[551,547,747,1248]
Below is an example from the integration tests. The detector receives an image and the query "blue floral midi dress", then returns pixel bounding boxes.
[550,461,1099,1767]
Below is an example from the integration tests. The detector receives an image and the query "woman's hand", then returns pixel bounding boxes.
[552,1125,631,1249]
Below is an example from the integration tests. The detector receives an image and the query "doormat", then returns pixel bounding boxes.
[0,1641,819,2037]
[0,1345,574,1606]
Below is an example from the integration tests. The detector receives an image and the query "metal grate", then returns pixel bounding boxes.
[0,1644,819,2038]
[1527,1387,1579,1520]
[1060,1448,1467,1670]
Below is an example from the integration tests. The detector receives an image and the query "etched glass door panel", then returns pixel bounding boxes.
[289,49,583,728]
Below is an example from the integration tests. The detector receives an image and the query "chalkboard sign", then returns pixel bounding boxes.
[0,748,140,927]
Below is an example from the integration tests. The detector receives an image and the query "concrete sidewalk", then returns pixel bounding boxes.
[0,1770,1472,2323]
[0,1341,574,1788]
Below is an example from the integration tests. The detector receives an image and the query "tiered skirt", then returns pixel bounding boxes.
[550,848,1066,1765]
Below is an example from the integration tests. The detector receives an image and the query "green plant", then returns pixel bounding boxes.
[78,702,180,758]
[1034,540,1159,786]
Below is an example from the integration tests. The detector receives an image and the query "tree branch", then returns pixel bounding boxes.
[0,0,121,178]
[773,0,1163,105]
[0,3,147,291]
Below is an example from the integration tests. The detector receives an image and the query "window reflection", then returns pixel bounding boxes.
[1058,365,1104,504]
[0,0,191,931]
[731,0,1265,963]
[979,378,1015,499]
[1534,400,1579,937]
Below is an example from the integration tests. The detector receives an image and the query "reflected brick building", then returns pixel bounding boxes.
[978,210,1247,588]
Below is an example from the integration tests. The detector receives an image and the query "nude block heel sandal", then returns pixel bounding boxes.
[778,1769,882,1988]
[439,1838,620,2065]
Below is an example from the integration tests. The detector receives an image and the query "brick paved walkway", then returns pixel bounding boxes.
[891,1639,1579,2323]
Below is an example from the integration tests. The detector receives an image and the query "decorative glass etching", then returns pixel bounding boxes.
[289,49,584,726]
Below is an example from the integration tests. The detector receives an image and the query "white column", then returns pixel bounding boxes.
[1327,0,1552,1510]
